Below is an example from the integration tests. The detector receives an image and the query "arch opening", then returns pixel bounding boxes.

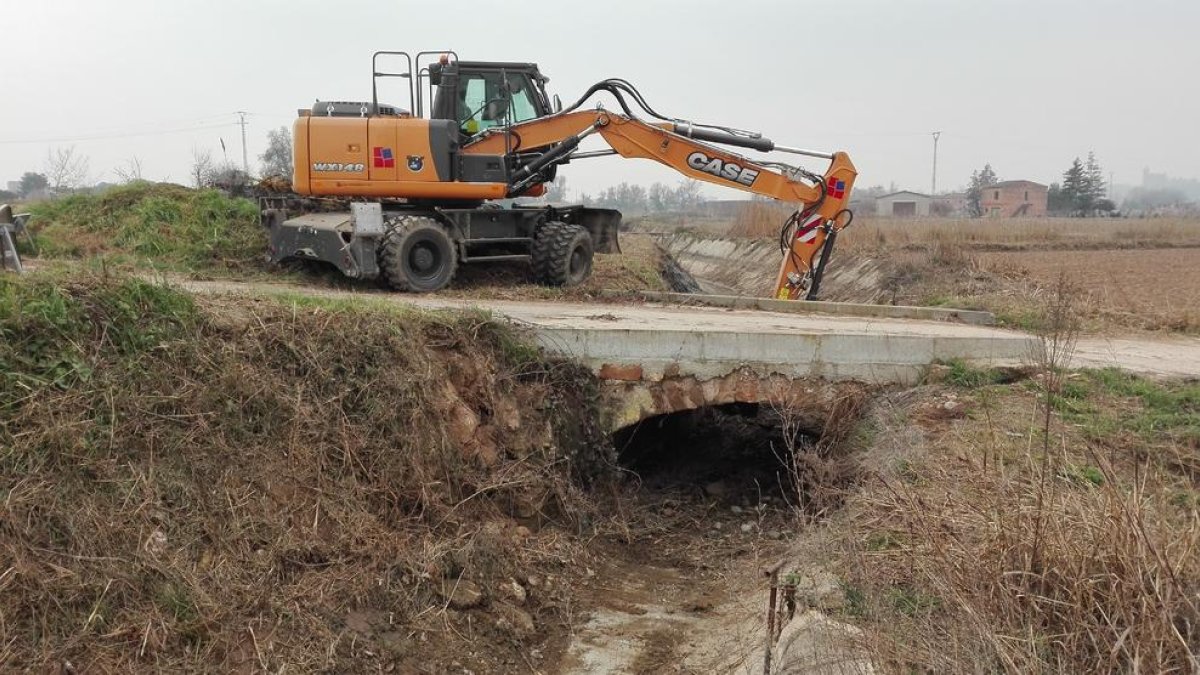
[613,402,819,507]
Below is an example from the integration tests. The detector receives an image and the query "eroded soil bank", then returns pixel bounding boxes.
[2,272,879,674]
[10,272,1191,673]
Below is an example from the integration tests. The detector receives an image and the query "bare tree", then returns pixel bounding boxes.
[259,127,293,180]
[113,156,144,183]
[674,179,705,211]
[44,146,90,194]
[191,147,214,188]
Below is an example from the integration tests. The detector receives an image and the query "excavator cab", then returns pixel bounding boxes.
[427,60,553,136]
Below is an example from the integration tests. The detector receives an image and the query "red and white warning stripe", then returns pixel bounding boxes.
[794,214,825,244]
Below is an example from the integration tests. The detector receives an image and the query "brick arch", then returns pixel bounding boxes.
[600,366,857,433]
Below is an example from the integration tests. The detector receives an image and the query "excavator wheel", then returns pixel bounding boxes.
[377,214,458,292]
[532,221,593,287]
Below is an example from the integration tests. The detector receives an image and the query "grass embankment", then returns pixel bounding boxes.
[26,182,263,273]
[0,271,611,672]
[830,360,1200,672]
[23,183,667,297]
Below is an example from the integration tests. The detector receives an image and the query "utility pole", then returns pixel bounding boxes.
[235,111,249,175]
[931,131,942,195]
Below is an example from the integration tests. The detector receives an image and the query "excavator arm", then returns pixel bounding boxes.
[463,110,857,300]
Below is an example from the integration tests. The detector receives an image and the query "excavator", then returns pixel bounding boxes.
[263,51,856,300]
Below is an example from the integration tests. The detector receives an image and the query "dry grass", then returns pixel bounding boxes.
[728,201,791,239]
[831,283,1200,672]
[849,436,1200,672]
[843,215,1200,253]
[693,206,1200,334]
[721,203,1200,253]
[977,248,1200,333]
[0,271,613,672]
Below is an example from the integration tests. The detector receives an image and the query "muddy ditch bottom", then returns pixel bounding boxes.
[554,403,858,674]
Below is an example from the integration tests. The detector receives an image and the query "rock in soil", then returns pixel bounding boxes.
[444,579,485,610]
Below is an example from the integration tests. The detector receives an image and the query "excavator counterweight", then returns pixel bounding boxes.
[266,51,856,298]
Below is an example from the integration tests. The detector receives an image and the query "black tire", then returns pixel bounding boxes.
[377,214,458,292]
[532,221,594,287]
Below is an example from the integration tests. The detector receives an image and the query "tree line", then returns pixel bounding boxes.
[543,178,706,214]
[1,126,295,202]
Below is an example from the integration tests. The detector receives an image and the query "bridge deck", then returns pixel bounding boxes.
[397,296,1038,385]
[174,281,1038,385]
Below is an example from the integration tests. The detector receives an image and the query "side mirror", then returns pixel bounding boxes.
[553,94,562,113]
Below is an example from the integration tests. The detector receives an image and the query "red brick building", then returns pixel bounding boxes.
[980,180,1048,217]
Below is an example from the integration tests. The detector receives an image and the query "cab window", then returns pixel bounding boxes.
[458,73,540,135]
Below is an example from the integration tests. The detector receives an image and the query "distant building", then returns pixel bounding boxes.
[1142,167,1169,189]
[980,180,1048,217]
[5,181,19,193]
[933,192,968,216]
[875,191,933,217]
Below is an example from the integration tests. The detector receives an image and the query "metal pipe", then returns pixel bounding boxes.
[461,237,533,245]
[674,124,776,153]
[773,144,835,160]
[763,560,785,674]
[459,254,530,263]
[569,150,618,159]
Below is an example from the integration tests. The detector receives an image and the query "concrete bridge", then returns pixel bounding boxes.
[175,281,1040,430]
[315,290,1035,430]
[177,280,1200,430]
[493,295,1035,429]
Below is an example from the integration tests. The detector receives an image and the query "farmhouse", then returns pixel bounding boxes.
[875,190,932,217]
[980,180,1048,217]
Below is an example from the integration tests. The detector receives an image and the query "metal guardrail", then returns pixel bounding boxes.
[0,204,35,273]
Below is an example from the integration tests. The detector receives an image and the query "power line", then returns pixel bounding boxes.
[0,120,239,145]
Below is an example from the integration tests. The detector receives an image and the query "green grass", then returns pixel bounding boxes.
[866,531,904,551]
[992,305,1045,332]
[842,583,869,619]
[1062,464,1106,487]
[1059,369,1200,446]
[886,586,942,617]
[939,358,1009,388]
[0,273,195,406]
[27,182,262,271]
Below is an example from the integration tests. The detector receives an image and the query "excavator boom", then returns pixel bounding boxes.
[463,110,857,299]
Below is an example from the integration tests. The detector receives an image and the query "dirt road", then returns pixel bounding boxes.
[1072,335,1200,378]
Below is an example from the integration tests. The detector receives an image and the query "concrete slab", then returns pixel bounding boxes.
[413,299,1035,384]
[156,280,1200,383]
[174,281,1035,386]
[608,290,997,325]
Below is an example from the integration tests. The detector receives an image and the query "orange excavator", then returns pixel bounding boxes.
[263,51,856,299]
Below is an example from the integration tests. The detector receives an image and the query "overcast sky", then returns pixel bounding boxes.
[3,0,1198,198]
